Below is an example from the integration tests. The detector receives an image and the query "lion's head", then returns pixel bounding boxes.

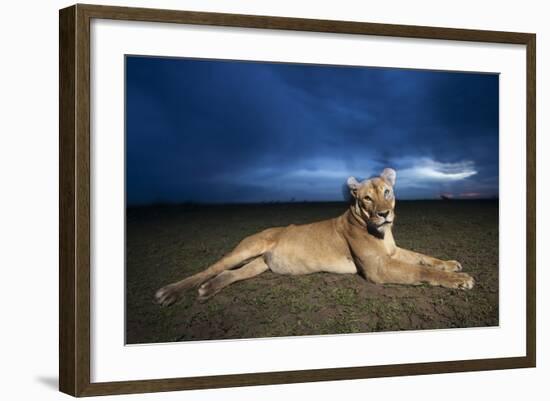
[347,168,397,236]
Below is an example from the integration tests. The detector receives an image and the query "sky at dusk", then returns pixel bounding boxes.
[126,56,499,205]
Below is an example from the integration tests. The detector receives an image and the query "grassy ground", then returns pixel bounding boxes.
[126,200,498,344]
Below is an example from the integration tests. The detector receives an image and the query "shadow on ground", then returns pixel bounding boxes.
[35,376,58,391]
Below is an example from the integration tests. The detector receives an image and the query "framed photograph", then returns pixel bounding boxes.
[59,4,536,397]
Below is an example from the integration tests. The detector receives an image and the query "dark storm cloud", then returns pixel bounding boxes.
[126,56,498,205]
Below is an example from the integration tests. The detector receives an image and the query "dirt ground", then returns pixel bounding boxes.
[126,200,498,344]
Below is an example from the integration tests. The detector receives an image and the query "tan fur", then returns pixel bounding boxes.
[155,168,474,306]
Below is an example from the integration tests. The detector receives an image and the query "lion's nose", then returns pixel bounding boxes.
[377,210,390,218]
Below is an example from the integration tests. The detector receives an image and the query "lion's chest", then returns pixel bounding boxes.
[383,230,397,256]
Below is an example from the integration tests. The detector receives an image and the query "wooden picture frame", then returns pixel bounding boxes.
[59,3,536,397]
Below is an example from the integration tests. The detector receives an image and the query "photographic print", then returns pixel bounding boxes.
[125,56,499,344]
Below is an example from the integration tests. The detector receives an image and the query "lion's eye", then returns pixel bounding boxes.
[364,195,373,202]
[384,189,392,199]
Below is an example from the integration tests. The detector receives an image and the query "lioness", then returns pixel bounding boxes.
[155,168,474,306]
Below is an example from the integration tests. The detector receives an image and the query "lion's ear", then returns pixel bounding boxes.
[380,168,396,186]
[347,176,361,198]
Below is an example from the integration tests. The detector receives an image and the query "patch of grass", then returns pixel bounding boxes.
[330,287,358,307]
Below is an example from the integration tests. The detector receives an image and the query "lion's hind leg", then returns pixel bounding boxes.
[197,257,269,301]
[155,228,281,306]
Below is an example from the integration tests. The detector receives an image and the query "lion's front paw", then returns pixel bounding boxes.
[443,260,463,272]
[445,272,475,290]
[154,284,182,307]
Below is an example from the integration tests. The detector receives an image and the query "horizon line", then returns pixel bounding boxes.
[127,198,499,208]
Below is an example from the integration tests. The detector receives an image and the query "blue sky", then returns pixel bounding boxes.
[126,56,498,205]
